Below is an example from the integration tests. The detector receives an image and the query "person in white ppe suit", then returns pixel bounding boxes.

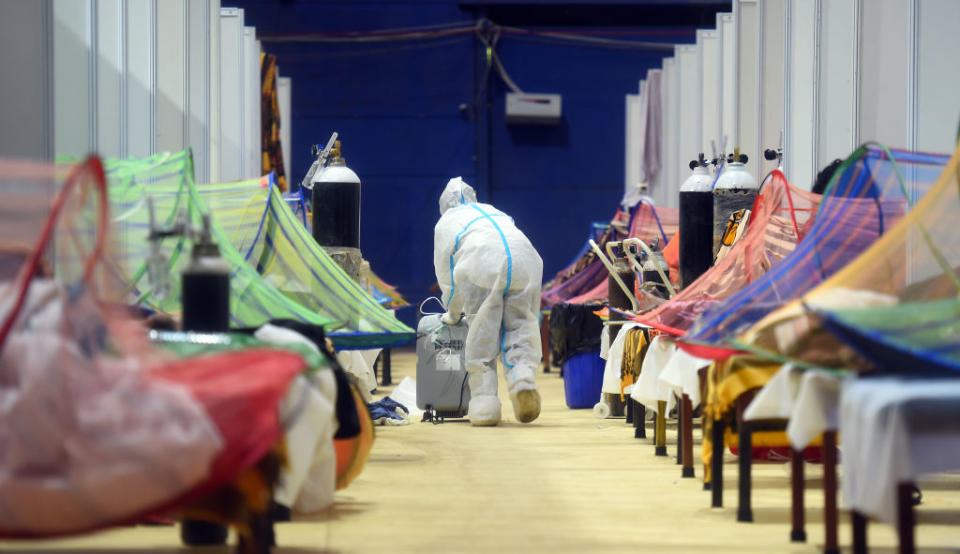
[434,177,543,426]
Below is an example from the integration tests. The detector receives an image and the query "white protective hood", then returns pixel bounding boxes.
[439,176,478,216]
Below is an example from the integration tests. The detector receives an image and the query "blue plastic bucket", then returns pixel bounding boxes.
[563,350,604,409]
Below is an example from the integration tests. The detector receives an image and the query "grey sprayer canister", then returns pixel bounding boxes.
[641,240,671,299]
[312,140,361,249]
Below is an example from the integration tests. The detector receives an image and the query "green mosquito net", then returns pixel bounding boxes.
[107,150,414,349]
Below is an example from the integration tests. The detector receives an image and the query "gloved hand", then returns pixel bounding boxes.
[440,311,462,325]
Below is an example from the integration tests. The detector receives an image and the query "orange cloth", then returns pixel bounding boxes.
[662,231,680,282]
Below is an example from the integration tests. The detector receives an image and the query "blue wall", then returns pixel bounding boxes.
[232,0,718,326]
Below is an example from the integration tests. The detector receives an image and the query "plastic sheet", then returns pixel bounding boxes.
[0,157,304,537]
[548,302,605,366]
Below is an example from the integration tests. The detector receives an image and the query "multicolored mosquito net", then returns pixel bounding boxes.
[680,145,951,356]
[635,170,820,335]
[542,202,678,307]
[736,142,960,374]
[107,150,414,349]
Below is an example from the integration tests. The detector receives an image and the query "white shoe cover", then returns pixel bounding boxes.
[468,395,501,426]
[511,389,541,423]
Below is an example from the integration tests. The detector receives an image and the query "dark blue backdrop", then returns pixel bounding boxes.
[231,0,720,326]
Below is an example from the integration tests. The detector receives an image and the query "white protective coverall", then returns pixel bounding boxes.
[434,177,543,425]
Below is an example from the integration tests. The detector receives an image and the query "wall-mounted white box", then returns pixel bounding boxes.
[505,93,562,125]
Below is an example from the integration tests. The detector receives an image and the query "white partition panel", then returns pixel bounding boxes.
[698,30,720,158]
[755,0,786,177]
[633,79,649,189]
[661,57,679,209]
[156,0,186,154]
[916,0,960,153]
[53,0,94,158]
[635,79,647,194]
[95,0,123,158]
[625,93,642,205]
[187,0,214,183]
[278,75,292,182]
[125,0,156,158]
[208,0,221,182]
[817,0,858,170]
[0,0,53,159]
[718,13,736,151]
[219,7,244,181]
[858,0,911,149]
[677,44,700,168]
[735,0,758,170]
[242,29,261,178]
[784,0,817,188]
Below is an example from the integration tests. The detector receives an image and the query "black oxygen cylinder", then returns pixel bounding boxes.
[311,141,361,249]
[181,220,230,333]
[179,216,231,548]
[679,158,715,288]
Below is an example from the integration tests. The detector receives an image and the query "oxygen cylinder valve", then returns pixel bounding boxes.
[144,199,231,332]
[727,146,748,164]
[764,145,784,167]
[689,153,708,170]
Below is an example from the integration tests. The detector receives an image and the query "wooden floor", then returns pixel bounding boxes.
[4,347,959,553]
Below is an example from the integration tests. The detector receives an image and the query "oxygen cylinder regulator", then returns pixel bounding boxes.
[146,201,231,333]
